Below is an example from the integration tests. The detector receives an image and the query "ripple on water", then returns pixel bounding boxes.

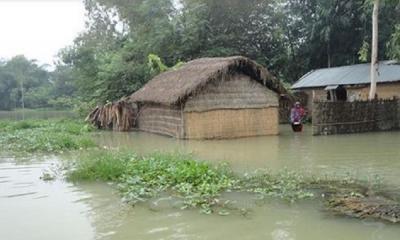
[0,156,96,240]
[3,192,38,198]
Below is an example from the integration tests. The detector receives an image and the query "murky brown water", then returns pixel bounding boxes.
[2,125,400,239]
[96,126,400,185]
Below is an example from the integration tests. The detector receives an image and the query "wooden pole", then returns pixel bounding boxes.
[369,0,379,100]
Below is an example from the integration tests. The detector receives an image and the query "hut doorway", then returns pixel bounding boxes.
[326,85,347,102]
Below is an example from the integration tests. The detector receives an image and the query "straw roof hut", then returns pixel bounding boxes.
[129,56,289,139]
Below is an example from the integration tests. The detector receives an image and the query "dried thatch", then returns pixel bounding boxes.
[86,100,136,131]
[129,56,289,106]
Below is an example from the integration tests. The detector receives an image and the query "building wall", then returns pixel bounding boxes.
[183,74,280,139]
[301,89,325,118]
[184,74,279,112]
[301,82,400,117]
[136,104,183,138]
[184,108,279,139]
[354,82,400,100]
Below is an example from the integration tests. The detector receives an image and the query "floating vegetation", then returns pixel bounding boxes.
[240,169,314,203]
[65,150,317,214]
[63,149,400,222]
[0,119,96,153]
[66,151,237,214]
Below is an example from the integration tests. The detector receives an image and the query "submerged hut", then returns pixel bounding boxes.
[129,56,289,139]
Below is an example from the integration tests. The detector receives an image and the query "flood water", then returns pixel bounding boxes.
[96,126,400,186]
[2,124,400,239]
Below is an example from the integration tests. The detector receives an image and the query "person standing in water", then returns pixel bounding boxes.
[290,102,305,132]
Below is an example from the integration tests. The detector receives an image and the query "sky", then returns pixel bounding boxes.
[0,0,86,66]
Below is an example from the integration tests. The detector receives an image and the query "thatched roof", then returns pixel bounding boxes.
[129,56,289,105]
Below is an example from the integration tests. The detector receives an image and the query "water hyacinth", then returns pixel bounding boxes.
[0,119,96,153]
[67,151,237,213]
[65,150,316,214]
[240,169,314,203]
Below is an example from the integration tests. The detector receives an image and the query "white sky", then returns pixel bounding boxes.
[0,0,86,66]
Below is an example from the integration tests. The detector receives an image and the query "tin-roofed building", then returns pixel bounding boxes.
[291,61,400,116]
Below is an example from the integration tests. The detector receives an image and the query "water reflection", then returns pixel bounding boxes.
[0,156,95,240]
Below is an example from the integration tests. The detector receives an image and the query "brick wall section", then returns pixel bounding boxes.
[313,99,400,135]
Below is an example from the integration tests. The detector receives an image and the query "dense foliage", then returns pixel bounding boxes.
[57,0,400,105]
[1,0,399,109]
[0,56,77,110]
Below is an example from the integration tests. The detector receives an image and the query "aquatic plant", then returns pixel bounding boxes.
[66,151,237,213]
[65,150,318,214]
[67,151,134,182]
[240,169,314,203]
[0,119,96,153]
[63,149,400,221]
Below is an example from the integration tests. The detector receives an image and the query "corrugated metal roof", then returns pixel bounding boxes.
[291,61,400,90]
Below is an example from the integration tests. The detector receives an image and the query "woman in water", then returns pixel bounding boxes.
[290,102,305,132]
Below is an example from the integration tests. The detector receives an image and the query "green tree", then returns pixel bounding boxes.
[59,0,400,106]
[0,55,66,110]
[387,24,400,60]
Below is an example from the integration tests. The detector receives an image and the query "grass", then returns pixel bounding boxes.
[0,119,96,153]
[65,150,316,214]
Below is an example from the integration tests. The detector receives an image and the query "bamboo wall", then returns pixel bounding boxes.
[136,104,183,138]
[182,74,280,139]
[136,74,280,139]
[184,108,279,139]
[184,74,279,112]
[313,99,400,135]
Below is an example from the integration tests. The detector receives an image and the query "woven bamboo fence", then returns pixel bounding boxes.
[312,98,400,135]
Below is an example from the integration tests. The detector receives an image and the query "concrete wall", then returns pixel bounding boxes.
[313,99,400,135]
[184,108,279,139]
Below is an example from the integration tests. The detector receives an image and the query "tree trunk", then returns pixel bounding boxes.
[20,77,25,120]
[369,0,379,100]
[327,40,331,68]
